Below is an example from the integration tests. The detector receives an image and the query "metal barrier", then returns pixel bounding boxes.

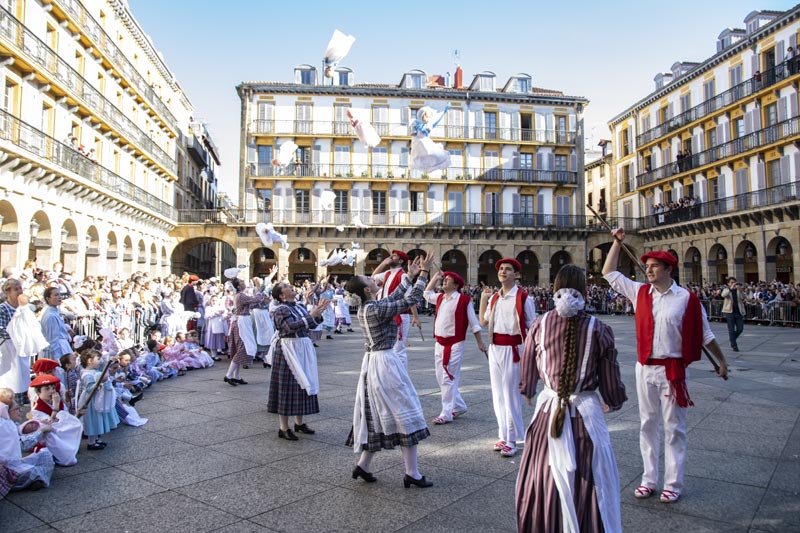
[702,299,798,326]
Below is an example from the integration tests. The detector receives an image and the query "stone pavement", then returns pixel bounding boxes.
[2,316,798,532]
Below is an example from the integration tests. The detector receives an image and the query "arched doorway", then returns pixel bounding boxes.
[684,247,702,285]
[149,243,158,277]
[106,231,119,277]
[137,239,147,273]
[250,247,277,278]
[84,226,101,277]
[288,247,316,284]
[767,236,793,284]
[59,219,79,274]
[587,243,610,286]
[324,248,355,282]
[550,251,572,283]
[516,250,539,286]
[122,236,134,277]
[171,237,236,279]
[441,249,468,283]
[478,249,503,285]
[708,244,728,284]
[407,248,425,265]
[735,240,759,284]
[365,248,389,275]
[29,211,52,265]
[0,200,20,270]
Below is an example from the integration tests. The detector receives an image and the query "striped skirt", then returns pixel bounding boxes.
[267,346,319,416]
[229,320,253,366]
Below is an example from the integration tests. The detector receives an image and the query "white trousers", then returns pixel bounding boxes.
[635,362,687,493]
[393,314,411,369]
[434,340,467,421]
[488,344,524,443]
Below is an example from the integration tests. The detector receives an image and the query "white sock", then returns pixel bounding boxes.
[226,362,239,379]
[357,450,374,471]
[401,445,421,479]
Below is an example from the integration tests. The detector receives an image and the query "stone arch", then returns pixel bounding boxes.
[59,218,79,275]
[0,200,20,270]
[441,249,468,283]
[149,243,158,277]
[516,250,539,286]
[29,210,52,265]
[137,239,147,270]
[250,247,277,278]
[365,247,390,274]
[288,247,317,284]
[84,226,101,277]
[171,237,236,279]
[667,249,680,283]
[477,249,503,285]
[707,243,728,284]
[734,240,759,283]
[684,247,702,285]
[407,248,426,265]
[324,247,355,281]
[550,251,573,283]
[767,236,793,284]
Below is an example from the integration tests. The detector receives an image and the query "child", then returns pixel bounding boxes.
[117,327,134,350]
[76,349,119,450]
[0,393,54,495]
[28,374,82,466]
[159,336,187,376]
[59,353,80,415]
[138,341,168,382]
[183,331,215,368]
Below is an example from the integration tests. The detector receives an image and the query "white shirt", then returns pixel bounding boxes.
[423,290,481,338]
[605,271,715,359]
[483,285,536,336]
[376,267,405,300]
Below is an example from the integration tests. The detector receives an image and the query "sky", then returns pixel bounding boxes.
[131,0,795,198]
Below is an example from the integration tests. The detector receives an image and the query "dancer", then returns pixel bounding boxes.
[267,281,328,441]
[516,265,626,532]
[602,227,728,503]
[410,104,451,173]
[423,271,486,424]
[371,250,419,369]
[224,278,265,386]
[345,251,436,488]
[479,258,536,457]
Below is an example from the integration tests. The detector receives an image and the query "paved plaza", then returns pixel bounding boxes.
[2,315,798,532]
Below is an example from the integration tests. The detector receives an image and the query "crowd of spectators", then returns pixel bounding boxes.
[652,196,701,224]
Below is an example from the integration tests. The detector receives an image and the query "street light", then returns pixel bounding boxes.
[29,219,39,238]
[61,227,69,241]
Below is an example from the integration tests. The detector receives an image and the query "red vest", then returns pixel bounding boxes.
[489,288,528,362]
[434,292,471,380]
[33,397,65,416]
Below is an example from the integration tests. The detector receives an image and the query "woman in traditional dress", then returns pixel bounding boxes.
[344,251,435,488]
[223,278,264,386]
[410,105,451,173]
[267,282,328,440]
[516,264,627,533]
[1,278,45,405]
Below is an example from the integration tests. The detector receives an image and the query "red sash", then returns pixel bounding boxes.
[489,288,529,359]
[635,285,703,407]
[33,397,64,416]
[434,293,470,380]
[492,333,524,363]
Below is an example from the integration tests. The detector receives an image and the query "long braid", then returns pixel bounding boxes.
[551,316,579,438]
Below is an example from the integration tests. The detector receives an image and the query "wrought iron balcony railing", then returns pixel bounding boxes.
[249,163,578,184]
[51,0,179,133]
[636,61,794,146]
[250,119,577,144]
[0,7,177,175]
[0,109,175,219]
[636,115,800,187]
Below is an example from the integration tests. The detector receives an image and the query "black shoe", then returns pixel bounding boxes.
[242,365,250,369]
[731,346,739,352]
[313,343,319,347]
[326,335,333,340]
[223,377,238,386]
[212,356,222,361]
[95,440,107,447]
[278,429,298,441]
[129,392,143,407]
[347,328,354,332]
[263,362,271,368]
[352,465,377,482]
[334,330,343,334]
[87,443,104,451]
[234,378,248,385]
[27,480,46,491]
[294,423,315,434]
[403,474,433,488]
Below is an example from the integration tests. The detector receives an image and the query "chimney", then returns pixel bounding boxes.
[454,66,462,89]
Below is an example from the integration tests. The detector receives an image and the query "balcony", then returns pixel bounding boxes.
[187,135,208,167]
[250,163,578,185]
[637,61,794,147]
[50,0,179,133]
[0,7,177,175]
[637,115,800,188]
[0,108,175,220]
[250,119,577,145]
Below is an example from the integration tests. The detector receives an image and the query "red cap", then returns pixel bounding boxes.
[189,275,200,282]
[29,374,60,388]
[442,271,465,289]
[640,250,678,269]
[32,358,59,373]
[495,258,522,272]
[391,250,409,262]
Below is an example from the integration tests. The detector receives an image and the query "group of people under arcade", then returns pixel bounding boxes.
[1,228,733,532]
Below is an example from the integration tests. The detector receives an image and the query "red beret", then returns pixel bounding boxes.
[640,250,678,269]
[32,358,59,373]
[442,271,465,289]
[495,258,522,272]
[391,250,409,262]
[189,275,200,282]
[29,374,60,388]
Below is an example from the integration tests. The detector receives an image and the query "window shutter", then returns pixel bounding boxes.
[568,115,576,131]
[547,153,555,170]
[751,55,759,77]
[780,155,791,186]
[753,109,761,130]
[428,189,436,212]
[536,152,543,169]
[790,96,799,118]
[512,195,520,213]
[779,97,788,122]
[777,41,785,64]
[794,152,800,182]
[247,139,256,163]
[744,111,753,134]
[570,154,577,171]
[400,189,409,211]
[755,161,765,189]
[400,147,409,167]
[791,34,798,50]
[400,106,409,125]
[715,124,723,146]
[691,134,700,154]
[667,103,674,119]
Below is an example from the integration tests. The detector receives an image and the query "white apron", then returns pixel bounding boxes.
[30,409,82,466]
[236,315,257,356]
[278,337,319,395]
[252,308,275,345]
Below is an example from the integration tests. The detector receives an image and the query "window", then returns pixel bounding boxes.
[334,104,350,134]
[256,102,274,133]
[338,70,350,86]
[334,146,349,176]
[334,190,348,213]
[372,105,389,135]
[446,107,463,138]
[410,191,424,212]
[764,102,778,126]
[256,145,272,168]
[556,116,567,142]
[295,103,312,134]
[555,155,568,171]
[484,112,497,139]
[732,117,745,138]
[768,159,781,187]
[520,153,533,181]
[730,64,743,88]
[480,76,494,91]
[448,149,462,177]
[621,128,630,156]
[300,69,315,85]
[706,128,717,148]
[372,147,388,175]
[703,79,716,112]
[408,74,423,89]
[599,164,606,178]
[516,78,529,93]
[659,107,668,125]
[372,191,386,214]
[484,150,499,180]
[642,115,651,132]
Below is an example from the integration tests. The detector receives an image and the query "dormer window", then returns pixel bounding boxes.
[408,74,423,89]
[480,76,494,92]
[294,64,317,85]
[517,78,529,93]
[335,67,353,87]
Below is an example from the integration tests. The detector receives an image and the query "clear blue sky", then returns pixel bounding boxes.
[131,0,794,198]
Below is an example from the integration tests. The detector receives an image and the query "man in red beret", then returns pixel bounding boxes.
[371,250,420,369]
[478,258,536,457]
[424,271,486,425]
[603,228,728,503]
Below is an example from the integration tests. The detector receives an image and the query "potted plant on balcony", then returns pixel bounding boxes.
[346,171,354,177]
[361,170,368,177]
[375,171,383,178]
[421,173,429,179]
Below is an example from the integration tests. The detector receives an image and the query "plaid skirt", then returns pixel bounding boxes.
[267,346,319,416]
[229,320,253,366]
[345,381,430,452]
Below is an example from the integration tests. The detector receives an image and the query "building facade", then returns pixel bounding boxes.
[0,0,220,279]
[236,66,590,285]
[609,8,800,285]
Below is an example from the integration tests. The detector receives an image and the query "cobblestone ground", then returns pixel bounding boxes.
[2,315,798,532]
